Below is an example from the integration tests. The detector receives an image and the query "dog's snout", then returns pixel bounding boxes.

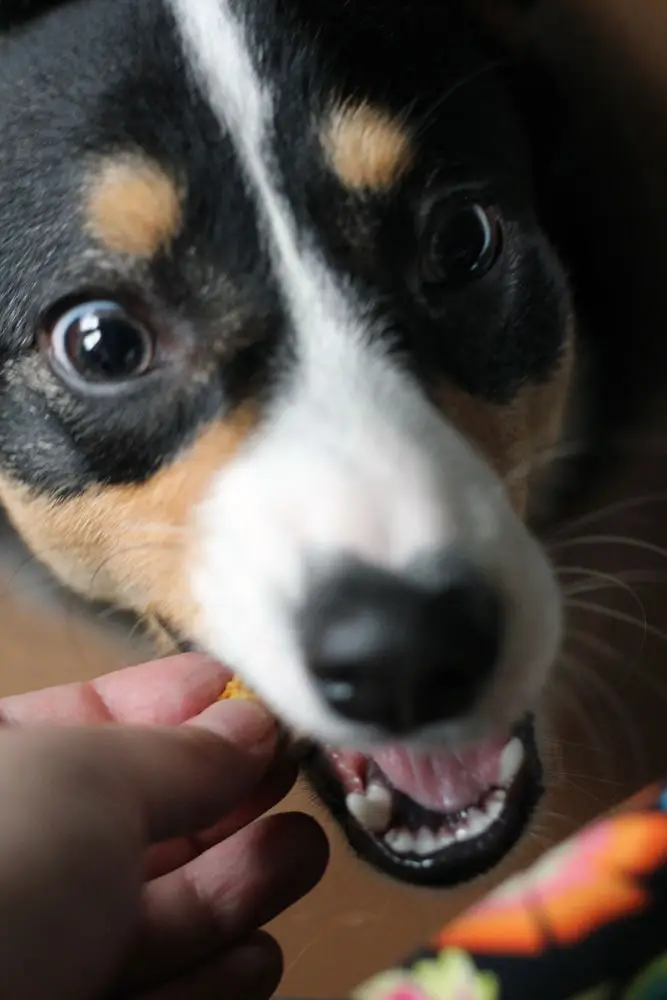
[300,558,503,735]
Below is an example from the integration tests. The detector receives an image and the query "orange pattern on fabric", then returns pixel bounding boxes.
[436,813,667,956]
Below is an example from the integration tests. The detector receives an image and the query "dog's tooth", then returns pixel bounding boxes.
[455,807,484,841]
[414,828,437,855]
[499,738,524,787]
[385,829,414,854]
[346,787,392,834]
[472,807,491,836]
[345,792,381,833]
[455,792,511,843]
[485,789,507,824]
[435,828,456,851]
[384,829,399,850]
[366,782,393,824]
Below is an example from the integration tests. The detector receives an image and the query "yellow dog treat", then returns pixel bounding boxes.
[219,675,257,701]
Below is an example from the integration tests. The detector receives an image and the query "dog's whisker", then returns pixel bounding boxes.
[556,565,608,577]
[552,536,667,583]
[561,771,623,787]
[556,652,646,785]
[560,567,667,587]
[552,491,667,539]
[558,564,642,591]
[552,778,609,808]
[565,626,626,666]
[2,537,183,616]
[564,581,635,598]
[553,737,605,752]
[566,592,667,729]
[0,551,77,608]
[548,679,615,777]
[575,622,667,713]
[560,568,648,634]
[564,597,667,643]
[85,539,183,599]
[123,613,150,645]
[525,826,558,852]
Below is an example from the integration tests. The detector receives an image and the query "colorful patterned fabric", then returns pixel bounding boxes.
[351,785,667,1000]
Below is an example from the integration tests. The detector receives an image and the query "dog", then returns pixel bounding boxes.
[0,0,579,888]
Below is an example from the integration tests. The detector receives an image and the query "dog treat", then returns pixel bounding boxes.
[219,675,258,701]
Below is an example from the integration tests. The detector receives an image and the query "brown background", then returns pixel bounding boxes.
[2,0,667,995]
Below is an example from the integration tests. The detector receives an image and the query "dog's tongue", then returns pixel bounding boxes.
[370,738,506,812]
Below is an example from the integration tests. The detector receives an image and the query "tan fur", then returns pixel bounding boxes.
[436,325,575,516]
[322,102,413,192]
[0,320,574,637]
[85,155,182,257]
[0,408,256,636]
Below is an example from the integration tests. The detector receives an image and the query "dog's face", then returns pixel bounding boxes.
[0,0,573,886]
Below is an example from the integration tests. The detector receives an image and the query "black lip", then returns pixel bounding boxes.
[168,628,543,887]
[303,716,543,888]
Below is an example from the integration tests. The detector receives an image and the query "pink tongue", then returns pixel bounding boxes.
[370,739,506,812]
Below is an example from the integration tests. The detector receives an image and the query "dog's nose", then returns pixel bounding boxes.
[301,559,503,735]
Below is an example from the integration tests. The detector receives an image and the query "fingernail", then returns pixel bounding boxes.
[193,698,278,756]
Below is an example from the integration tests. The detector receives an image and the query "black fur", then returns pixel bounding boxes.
[0,0,571,498]
[0,0,595,891]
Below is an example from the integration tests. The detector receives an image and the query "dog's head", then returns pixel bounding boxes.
[0,0,573,885]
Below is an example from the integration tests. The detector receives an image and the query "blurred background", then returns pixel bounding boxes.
[3,0,667,995]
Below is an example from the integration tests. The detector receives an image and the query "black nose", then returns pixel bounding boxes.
[300,559,503,735]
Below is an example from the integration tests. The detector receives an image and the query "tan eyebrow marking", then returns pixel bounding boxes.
[84,154,182,257]
[322,101,414,192]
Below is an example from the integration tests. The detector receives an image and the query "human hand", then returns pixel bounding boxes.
[0,654,328,1000]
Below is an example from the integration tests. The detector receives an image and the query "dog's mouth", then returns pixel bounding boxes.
[172,630,541,887]
[303,716,542,887]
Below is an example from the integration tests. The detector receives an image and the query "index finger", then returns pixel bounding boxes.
[0,654,231,727]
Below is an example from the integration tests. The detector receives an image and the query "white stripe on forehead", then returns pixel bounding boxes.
[170,3,561,746]
[168,0,362,360]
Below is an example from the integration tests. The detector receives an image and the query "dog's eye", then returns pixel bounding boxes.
[420,202,502,288]
[45,301,155,385]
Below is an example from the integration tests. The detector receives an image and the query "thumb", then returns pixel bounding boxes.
[1,697,279,845]
[113,697,280,843]
[0,700,279,1000]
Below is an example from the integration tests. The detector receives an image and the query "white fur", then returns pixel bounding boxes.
[169,0,562,745]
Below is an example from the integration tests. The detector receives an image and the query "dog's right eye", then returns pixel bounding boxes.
[43,300,156,387]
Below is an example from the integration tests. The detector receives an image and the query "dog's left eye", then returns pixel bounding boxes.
[420,201,502,289]
[44,300,155,386]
